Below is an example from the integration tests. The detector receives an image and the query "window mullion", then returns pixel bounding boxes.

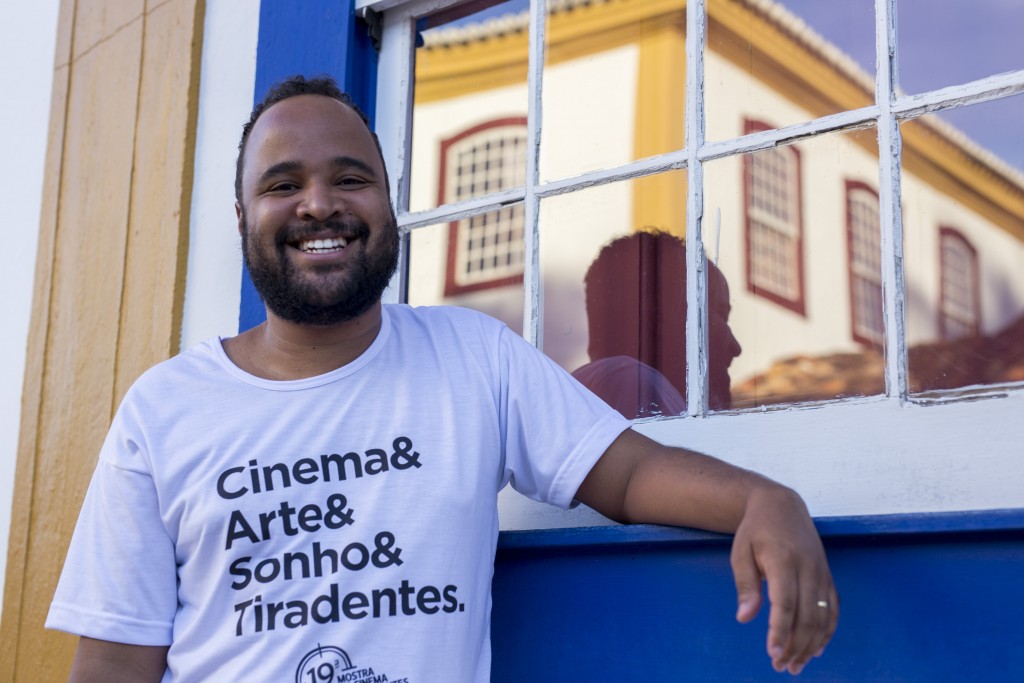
[685,0,708,417]
[521,0,545,348]
[376,7,418,304]
[875,0,908,400]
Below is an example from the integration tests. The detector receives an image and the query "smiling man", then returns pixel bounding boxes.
[46,76,837,682]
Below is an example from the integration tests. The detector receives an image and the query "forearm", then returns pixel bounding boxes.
[68,637,168,683]
[621,441,800,533]
[577,428,798,532]
[577,428,835,676]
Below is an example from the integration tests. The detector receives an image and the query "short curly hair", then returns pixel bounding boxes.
[234,74,388,201]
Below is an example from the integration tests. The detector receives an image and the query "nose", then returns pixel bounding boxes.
[726,328,742,362]
[298,180,341,222]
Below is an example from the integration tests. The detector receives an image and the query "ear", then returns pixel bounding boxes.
[235,201,244,237]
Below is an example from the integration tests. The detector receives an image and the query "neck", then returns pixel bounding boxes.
[223,302,384,380]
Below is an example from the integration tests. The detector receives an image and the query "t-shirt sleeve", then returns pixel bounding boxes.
[497,325,631,509]
[46,416,178,645]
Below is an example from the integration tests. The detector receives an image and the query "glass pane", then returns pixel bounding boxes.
[898,0,1024,95]
[707,0,875,141]
[539,0,685,181]
[539,171,689,420]
[410,0,529,213]
[936,95,1024,178]
[902,95,1024,394]
[703,127,885,409]
[406,219,525,336]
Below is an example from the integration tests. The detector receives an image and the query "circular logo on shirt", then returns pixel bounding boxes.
[295,644,354,683]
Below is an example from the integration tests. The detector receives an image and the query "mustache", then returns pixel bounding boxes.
[276,219,371,245]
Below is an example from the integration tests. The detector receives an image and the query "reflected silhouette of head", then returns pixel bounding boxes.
[578,230,741,413]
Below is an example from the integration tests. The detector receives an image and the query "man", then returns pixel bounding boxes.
[47,76,837,681]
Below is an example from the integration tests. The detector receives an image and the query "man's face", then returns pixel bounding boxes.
[236,94,399,326]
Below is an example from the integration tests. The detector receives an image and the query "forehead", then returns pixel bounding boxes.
[242,95,383,184]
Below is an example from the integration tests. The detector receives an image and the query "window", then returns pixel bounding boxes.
[744,119,805,315]
[364,0,1024,526]
[939,227,980,340]
[846,181,883,346]
[441,118,528,296]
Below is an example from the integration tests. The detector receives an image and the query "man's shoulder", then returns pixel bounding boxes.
[385,303,507,337]
[124,338,224,398]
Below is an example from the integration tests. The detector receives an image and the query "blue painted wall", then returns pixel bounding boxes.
[492,511,1024,681]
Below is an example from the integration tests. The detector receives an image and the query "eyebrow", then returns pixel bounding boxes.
[258,156,378,187]
[258,160,302,186]
[331,156,377,176]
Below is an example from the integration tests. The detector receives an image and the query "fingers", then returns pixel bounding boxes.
[730,486,839,675]
[763,554,800,672]
[785,565,836,674]
[812,579,839,660]
[766,558,839,675]
[730,540,764,624]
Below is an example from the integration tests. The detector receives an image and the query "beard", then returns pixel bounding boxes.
[241,211,400,326]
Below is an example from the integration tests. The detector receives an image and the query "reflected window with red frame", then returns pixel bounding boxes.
[743,119,806,315]
[846,180,883,347]
[440,118,527,296]
[939,226,980,340]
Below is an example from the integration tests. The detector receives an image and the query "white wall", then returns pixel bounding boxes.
[180,0,261,350]
[0,0,61,621]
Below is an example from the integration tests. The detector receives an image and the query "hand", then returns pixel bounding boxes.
[730,485,838,675]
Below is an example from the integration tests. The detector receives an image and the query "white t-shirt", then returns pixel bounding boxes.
[47,305,629,682]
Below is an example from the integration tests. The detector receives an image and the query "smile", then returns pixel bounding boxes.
[297,237,348,253]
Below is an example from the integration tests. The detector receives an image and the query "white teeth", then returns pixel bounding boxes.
[299,237,348,253]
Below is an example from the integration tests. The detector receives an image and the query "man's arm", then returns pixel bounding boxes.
[68,637,168,683]
[574,428,838,676]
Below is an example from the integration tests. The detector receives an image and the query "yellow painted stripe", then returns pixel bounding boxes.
[0,1,204,679]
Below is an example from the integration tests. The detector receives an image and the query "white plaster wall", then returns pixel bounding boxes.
[180,0,261,351]
[705,53,884,384]
[408,45,638,366]
[0,0,61,621]
[704,50,1024,383]
[902,166,1024,344]
[539,46,639,181]
[539,181,634,369]
[410,85,528,213]
[538,47,639,368]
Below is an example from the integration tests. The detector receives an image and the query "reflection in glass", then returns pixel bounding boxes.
[410,0,529,214]
[704,128,885,408]
[536,172,739,419]
[931,95,1024,179]
[847,182,884,347]
[902,98,1024,394]
[540,0,685,181]
[898,0,1024,95]
[706,0,874,141]
[569,231,744,417]
[406,220,525,337]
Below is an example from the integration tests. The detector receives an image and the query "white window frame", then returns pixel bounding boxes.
[361,0,1024,528]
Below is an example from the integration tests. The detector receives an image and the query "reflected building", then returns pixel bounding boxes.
[406,0,1024,410]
